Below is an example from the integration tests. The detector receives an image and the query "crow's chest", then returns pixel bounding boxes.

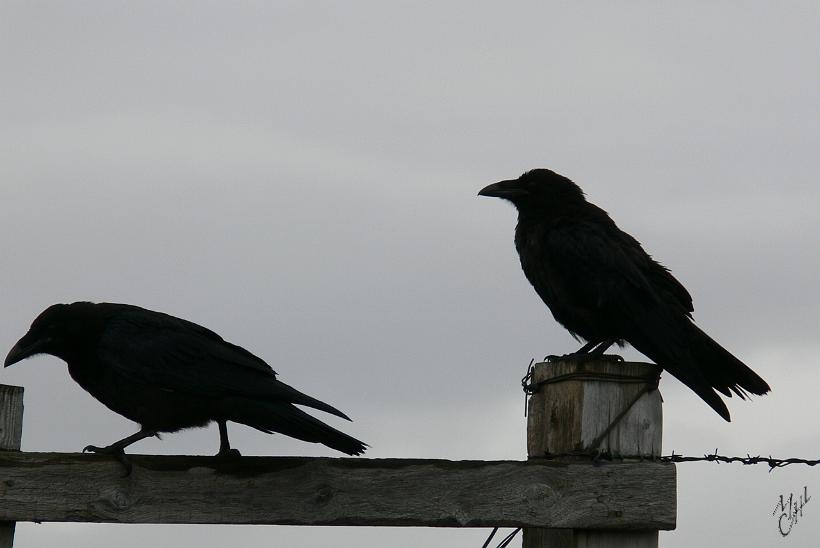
[513,222,605,338]
[66,359,209,429]
[514,226,568,308]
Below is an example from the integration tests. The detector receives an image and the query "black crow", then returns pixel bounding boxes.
[479,168,770,420]
[5,302,367,457]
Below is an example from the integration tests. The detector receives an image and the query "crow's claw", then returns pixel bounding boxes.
[82,444,132,476]
[546,353,624,365]
[216,448,242,459]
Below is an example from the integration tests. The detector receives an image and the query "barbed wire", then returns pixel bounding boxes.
[481,360,820,548]
[531,449,820,471]
[520,359,819,470]
[520,357,659,416]
[479,450,820,546]
[660,451,820,470]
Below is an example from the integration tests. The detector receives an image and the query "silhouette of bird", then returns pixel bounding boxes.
[5,302,367,460]
[479,168,769,420]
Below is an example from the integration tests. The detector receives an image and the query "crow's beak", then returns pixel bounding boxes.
[4,338,40,368]
[478,180,528,199]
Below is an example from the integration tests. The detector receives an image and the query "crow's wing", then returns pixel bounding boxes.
[95,307,350,420]
[527,219,746,420]
[521,218,692,320]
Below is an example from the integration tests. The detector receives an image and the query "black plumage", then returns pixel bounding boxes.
[479,168,770,420]
[5,302,367,456]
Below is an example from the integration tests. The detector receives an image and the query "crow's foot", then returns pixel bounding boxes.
[83,444,119,455]
[83,444,132,476]
[545,353,624,364]
[215,448,242,459]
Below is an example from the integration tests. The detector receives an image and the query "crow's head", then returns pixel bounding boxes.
[478,168,585,211]
[5,302,98,367]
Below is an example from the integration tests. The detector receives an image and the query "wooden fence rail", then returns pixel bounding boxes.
[0,452,674,529]
[0,360,676,547]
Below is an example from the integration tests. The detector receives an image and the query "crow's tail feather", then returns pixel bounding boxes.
[265,380,353,421]
[227,399,368,456]
[685,322,770,400]
[629,318,769,422]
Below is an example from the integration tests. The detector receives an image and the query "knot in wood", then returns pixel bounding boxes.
[101,488,131,511]
[522,483,554,504]
[315,484,334,505]
[187,466,216,476]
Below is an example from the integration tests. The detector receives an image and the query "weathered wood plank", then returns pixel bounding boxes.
[0,452,675,529]
[524,360,670,547]
[527,361,663,459]
[0,386,23,453]
[0,385,23,548]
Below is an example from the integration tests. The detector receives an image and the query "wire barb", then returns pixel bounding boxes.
[535,450,820,471]
[522,359,535,417]
[659,450,820,471]
[519,359,818,470]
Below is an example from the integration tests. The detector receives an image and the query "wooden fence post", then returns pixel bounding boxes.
[0,385,23,548]
[523,359,664,548]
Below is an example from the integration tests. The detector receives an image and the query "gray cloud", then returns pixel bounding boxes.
[2,1,819,546]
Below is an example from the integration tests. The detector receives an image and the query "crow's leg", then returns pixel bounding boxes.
[575,340,601,355]
[590,340,613,355]
[547,339,623,363]
[83,428,158,475]
[585,339,624,363]
[216,420,241,458]
[83,428,158,454]
[546,340,600,362]
[585,339,624,362]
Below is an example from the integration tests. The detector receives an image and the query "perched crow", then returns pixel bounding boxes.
[5,302,367,457]
[479,168,770,420]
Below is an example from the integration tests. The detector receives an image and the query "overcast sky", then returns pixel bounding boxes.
[2,2,820,547]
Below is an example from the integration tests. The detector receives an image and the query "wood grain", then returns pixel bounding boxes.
[0,452,675,529]
[0,386,23,452]
[527,360,663,458]
[524,360,670,547]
